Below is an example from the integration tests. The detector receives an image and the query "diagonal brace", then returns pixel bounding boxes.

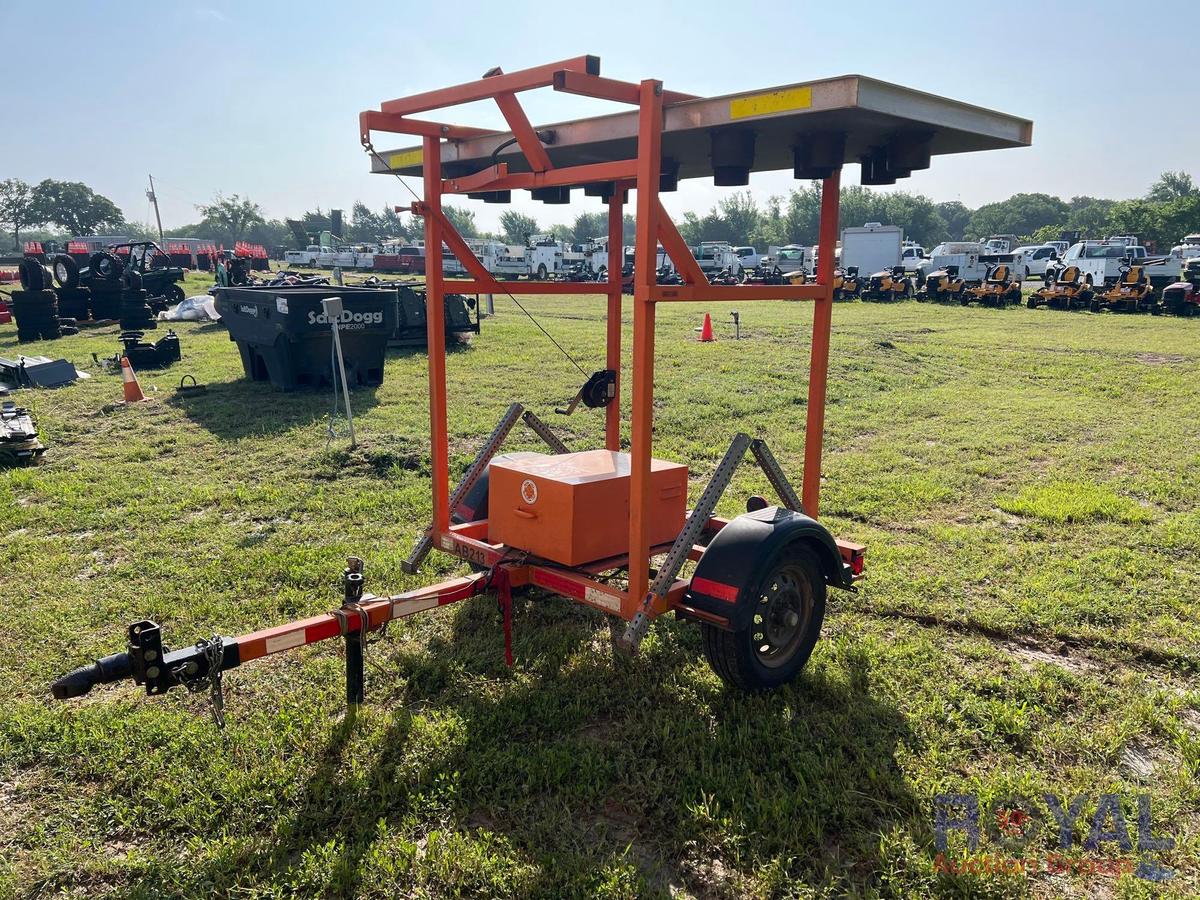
[619,432,753,653]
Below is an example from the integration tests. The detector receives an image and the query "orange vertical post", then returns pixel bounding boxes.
[423,135,451,534]
[802,168,841,518]
[605,191,624,451]
[627,80,663,612]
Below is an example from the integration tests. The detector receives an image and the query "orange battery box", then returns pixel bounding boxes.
[487,450,688,566]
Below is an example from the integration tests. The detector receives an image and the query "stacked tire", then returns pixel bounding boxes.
[11,290,62,343]
[88,281,122,320]
[85,251,125,321]
[120,289,157,330]
[55,287,91,321]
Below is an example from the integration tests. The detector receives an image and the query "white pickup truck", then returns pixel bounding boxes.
[1013,244,1060,278]
[284,245,322,267]
[1056,241,1184,292]
[734,246,762,270]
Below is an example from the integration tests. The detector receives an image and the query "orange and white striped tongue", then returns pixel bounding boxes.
[120,357,146,403]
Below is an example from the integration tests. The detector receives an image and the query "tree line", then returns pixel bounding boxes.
[3,171,1197,253]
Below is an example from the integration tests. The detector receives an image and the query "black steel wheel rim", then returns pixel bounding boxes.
[751,562,813,668]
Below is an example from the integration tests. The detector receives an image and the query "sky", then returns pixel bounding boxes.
[4,0,1196,235]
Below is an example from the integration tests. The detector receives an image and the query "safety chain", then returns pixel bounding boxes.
[174,635,226,729]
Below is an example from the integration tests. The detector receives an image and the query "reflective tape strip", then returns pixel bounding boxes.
[532,569,585,599]
[690,576,739,604]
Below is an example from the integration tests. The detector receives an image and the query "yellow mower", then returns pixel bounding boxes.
[1028,265,1093,310]
[918,264,965,302]
[1091,263,1154,313]
[832,266,862,301]
[864,264,913,301]
[962,263,1023,307]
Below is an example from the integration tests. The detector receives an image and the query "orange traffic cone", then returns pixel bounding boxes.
[698,313,715,342]
[120,356,146,403]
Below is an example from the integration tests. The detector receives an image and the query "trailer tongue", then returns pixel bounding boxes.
[52,57,1031,719]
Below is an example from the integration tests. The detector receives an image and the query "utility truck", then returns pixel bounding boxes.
[470,240,530,277]
[771,244,812,276]
[1056,241,1183,293]
[526,234,565,279]
[692,241,742,277]
[916,242,992,284]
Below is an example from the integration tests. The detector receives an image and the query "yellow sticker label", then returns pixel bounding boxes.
[388,148,423,169]
[729,86,812,120]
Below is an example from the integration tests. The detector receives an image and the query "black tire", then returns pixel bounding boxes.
[167,284,185,304]
[88,251,123,281]
[537,263,548,280]
[1090,299,1101,313]
[1027,297,1037,309]
[18,258,50,292]
[51,254,80,289]
[699,546,826,692]
[122,269,143,292]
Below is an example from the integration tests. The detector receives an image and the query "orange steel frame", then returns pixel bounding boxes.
[361,59,843,622]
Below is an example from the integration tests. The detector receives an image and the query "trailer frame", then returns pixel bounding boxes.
[51,56,1031,711]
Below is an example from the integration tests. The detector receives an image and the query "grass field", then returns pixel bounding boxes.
[2,269,1199,898]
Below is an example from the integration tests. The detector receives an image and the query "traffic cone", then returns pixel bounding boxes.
[698,313,715,342]
[120,356,146,403]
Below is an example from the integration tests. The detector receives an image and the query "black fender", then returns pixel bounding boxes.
[685,506,851,631]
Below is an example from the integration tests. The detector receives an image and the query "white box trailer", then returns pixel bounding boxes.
[841,224,903,274]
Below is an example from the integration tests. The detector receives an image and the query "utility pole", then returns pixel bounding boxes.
[146,174,164,244]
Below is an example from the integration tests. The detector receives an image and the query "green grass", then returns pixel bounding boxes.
[2,269,1200,898]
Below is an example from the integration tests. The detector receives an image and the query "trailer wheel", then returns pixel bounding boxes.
[699,545,825,691]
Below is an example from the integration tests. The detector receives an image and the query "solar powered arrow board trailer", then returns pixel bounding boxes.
[51,57,1031,711]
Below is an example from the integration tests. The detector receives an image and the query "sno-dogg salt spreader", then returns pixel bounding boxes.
[51,58,1031,718]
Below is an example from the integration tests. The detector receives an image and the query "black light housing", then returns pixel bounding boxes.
[793,132,846,180]
[710,129,755,186]
[859,146,911,186]
[660,157,680,192]
[467,191,512,203]
[531,187,571,204]
[889,132,933,172]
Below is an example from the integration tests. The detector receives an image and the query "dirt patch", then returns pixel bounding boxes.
[1003,641,1102,677]
[581,801,687,897]
[1120,742,1156,781]
[576,718,617,743]
[1135,352,1187,366]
